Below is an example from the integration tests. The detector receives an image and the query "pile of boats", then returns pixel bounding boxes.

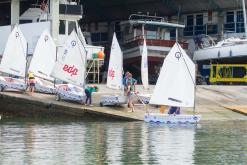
[0,25,201,124]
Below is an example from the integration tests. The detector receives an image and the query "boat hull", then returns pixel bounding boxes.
[194,41,247,61]
[144,113,201,124]
[55,84,86,104]
[35,83,55,94]
[100,95,127,106]
[0,76,27,92]
[137,93,151,104]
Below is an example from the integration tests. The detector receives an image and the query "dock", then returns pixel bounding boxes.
[0,85,247,121]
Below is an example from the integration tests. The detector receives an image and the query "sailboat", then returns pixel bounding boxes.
[100,33,127,106]
[193,0,247,62]
[0,25,28,92]
[28,30,56,94]
[144,42,201,123]
[137,38,152,104]
[51,30,87,103]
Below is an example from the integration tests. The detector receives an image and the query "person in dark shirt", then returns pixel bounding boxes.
[84,85,97,106]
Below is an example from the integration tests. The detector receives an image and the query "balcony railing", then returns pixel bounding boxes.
[123,36,188,49]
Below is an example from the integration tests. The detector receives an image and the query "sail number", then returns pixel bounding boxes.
[108,68,115,80]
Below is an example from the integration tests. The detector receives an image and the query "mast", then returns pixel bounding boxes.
[242,0,247,38]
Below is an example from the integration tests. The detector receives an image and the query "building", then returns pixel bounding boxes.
[0,0,247,83]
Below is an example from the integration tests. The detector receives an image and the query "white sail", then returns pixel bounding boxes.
[29,30,56,81]
[51,30,86,86]
[0,25,27,77]
[150,43,195,107]
[141,38,149,89]
[107,33,123,90]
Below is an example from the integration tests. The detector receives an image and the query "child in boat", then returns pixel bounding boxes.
[84,85,98,106]
[27,71,36,94]
[168,106,180,115]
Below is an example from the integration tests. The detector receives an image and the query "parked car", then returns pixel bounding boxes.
[55,84,86,104]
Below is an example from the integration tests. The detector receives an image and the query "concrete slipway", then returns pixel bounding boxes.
[0,85,247,121]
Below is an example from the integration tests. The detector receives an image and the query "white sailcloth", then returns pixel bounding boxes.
[0,25,27,77]
[29,30,56,81]
[51,30,86,86]
[150,43,195,107]
[107,33,123,90]
[141,38,149,89]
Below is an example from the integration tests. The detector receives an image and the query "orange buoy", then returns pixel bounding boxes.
[98,51,105,59]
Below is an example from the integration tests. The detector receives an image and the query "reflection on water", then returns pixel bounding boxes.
[0,119,246,165]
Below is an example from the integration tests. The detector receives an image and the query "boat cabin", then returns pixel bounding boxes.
[120,14,188,84]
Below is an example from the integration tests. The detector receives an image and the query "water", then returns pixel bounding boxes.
[0,119,246,165]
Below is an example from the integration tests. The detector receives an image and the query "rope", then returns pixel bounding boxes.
[176,42,196,115]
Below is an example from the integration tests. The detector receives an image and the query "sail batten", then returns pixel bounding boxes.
[51,30,86,86]
[150,43,195,107]
[0,25,27,77]
[107,33,123,90]
[29,30,56,81]
[141,38,149,90]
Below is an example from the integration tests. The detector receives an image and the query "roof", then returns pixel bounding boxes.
[82,0,245,22]
[0,0,245,23]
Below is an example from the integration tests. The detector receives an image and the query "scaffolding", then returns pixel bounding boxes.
[86,59,104,84]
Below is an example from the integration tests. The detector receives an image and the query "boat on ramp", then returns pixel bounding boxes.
[100,33,127,106]
[144,42,201,124]
[0,25,28,92]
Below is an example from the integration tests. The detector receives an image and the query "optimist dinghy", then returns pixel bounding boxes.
[0,25,28,92]
[100,33,127,106]
[144,43,201,124]
[28,30,56,94]
[51,30,87,103]
[55,84,85,103]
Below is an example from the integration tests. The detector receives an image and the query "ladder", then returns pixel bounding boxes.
[86,59,104,84]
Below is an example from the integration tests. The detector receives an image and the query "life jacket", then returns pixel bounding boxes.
[28,72,35,79]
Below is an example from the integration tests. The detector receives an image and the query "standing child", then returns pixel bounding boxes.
[27,71,36,95]
[127,81,135,112]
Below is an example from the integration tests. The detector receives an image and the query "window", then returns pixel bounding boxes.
[196,14,203,25]
[237,11,244,22]
[59,20,65,34]
[184,15,194,36]
[226,12,234,23]
[187,15,194,26]
[91,32,108,42]
[236,11,244,33]
[208,11,212,22]
[68,21,77,34]
[146,31,157,39]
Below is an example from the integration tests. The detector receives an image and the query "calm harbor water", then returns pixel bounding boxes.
[0,119,246,165]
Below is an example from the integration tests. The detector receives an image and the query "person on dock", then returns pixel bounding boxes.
[27,71,36,95]
[84,85,97,106]
[123,71,130,95]
[168,106,181,115]
[126,73,137,112]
